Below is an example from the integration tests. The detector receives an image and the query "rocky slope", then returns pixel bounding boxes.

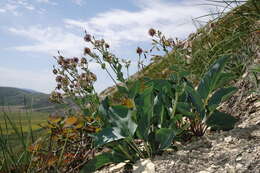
[95,73,260,173]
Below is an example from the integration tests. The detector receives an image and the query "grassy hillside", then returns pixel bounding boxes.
[101,0,260,102]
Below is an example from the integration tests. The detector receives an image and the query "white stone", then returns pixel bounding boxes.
[236,156,242,161]
[133,159,155,173]
[109,162,126,172]
[224,136,233,143]
[236,163,243,169]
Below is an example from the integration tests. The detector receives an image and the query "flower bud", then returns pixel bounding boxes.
[84,34,91,42]
[73,57,79,63]
[84,47,91,55]
[53,69,58,75]
[136,47,143,55]
[81,58,87,64]
[105,43,110,49]
[148,28,156,37]
[56,76,62,82]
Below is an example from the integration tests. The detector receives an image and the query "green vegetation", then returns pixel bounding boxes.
[81,55,238,172]
[0,111,49,134]
[1,1,259,172]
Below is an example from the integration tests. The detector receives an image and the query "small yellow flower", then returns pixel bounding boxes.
[64,116,78,126]
[28,143,41,152]
[48,116,62,124]
[95,127,101,133]
[122,98,134,109]
[75,121,84,129]
[47,156,58,166]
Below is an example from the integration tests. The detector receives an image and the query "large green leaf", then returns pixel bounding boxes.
[117,85,129,95]
[206,110,238,130]
[94,104,137,146]
[135,87,154,140]
[153,94,167,127]
[176,102,194,118]
[128,80,141,98]
[91,127,124,147]
[214,73,236,90]
[208,87,237,111]
[109,106,137,138]
[198,56,229,101]
[80,152,127,173]
[185,85,205,119]
[98,97,110,125]
[155,128,176,150]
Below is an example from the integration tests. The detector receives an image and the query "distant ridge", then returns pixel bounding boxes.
[0,86,59,112]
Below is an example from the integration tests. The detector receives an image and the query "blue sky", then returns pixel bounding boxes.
[0,0,233,93]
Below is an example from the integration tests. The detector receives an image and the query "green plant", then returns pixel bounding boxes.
[176,56,238,135]
[81,55,238,172]
[0,111,37,172]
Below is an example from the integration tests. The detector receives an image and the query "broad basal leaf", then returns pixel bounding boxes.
[91,127,125,147]
[176,102,194,118]
[185,85,205,119]
[129,80,141,99]
[208,87,237,111]
[135,87,154,140]
[206,110,238,131]
[155,128,176,150]
[198,56,229,101]
[80,152,127,173]
[109,106,137,137]
[214,73,236,90]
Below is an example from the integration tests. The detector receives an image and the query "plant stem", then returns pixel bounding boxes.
[172,92,179,118]
[118,144,134,162]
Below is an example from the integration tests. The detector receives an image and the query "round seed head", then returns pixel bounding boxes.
[148,28,156,37]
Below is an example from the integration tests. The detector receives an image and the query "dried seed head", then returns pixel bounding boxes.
[105,43,110,49]
[73,57,79,63]
[49,91,63,103]
[94,40,102,47]
[81,58,87,64]
[148,28,156,37]
[61,77,69,86]
[84,47,91,55]
[84,34,92,42]
[53,69,58,75]
[56,76,62,82]
[56,84,62,90]
[136,47,143,55]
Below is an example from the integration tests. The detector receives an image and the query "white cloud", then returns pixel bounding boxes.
[64,0,214,47]
[0,0,37,15]
[71,0,83,5]
[8,0,234,56]
[64,0,239,47]
[0,3,19,15]
[0,67,55,93]
[37,0,57,6]
[8,26,85,56]
[37,0,50,3]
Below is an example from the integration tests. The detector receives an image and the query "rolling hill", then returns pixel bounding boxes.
[0,86,59,112]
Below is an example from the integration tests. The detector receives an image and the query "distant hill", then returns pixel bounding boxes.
[0,87,61,112]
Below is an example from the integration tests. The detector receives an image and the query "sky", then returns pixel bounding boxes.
[0,0,236,93]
